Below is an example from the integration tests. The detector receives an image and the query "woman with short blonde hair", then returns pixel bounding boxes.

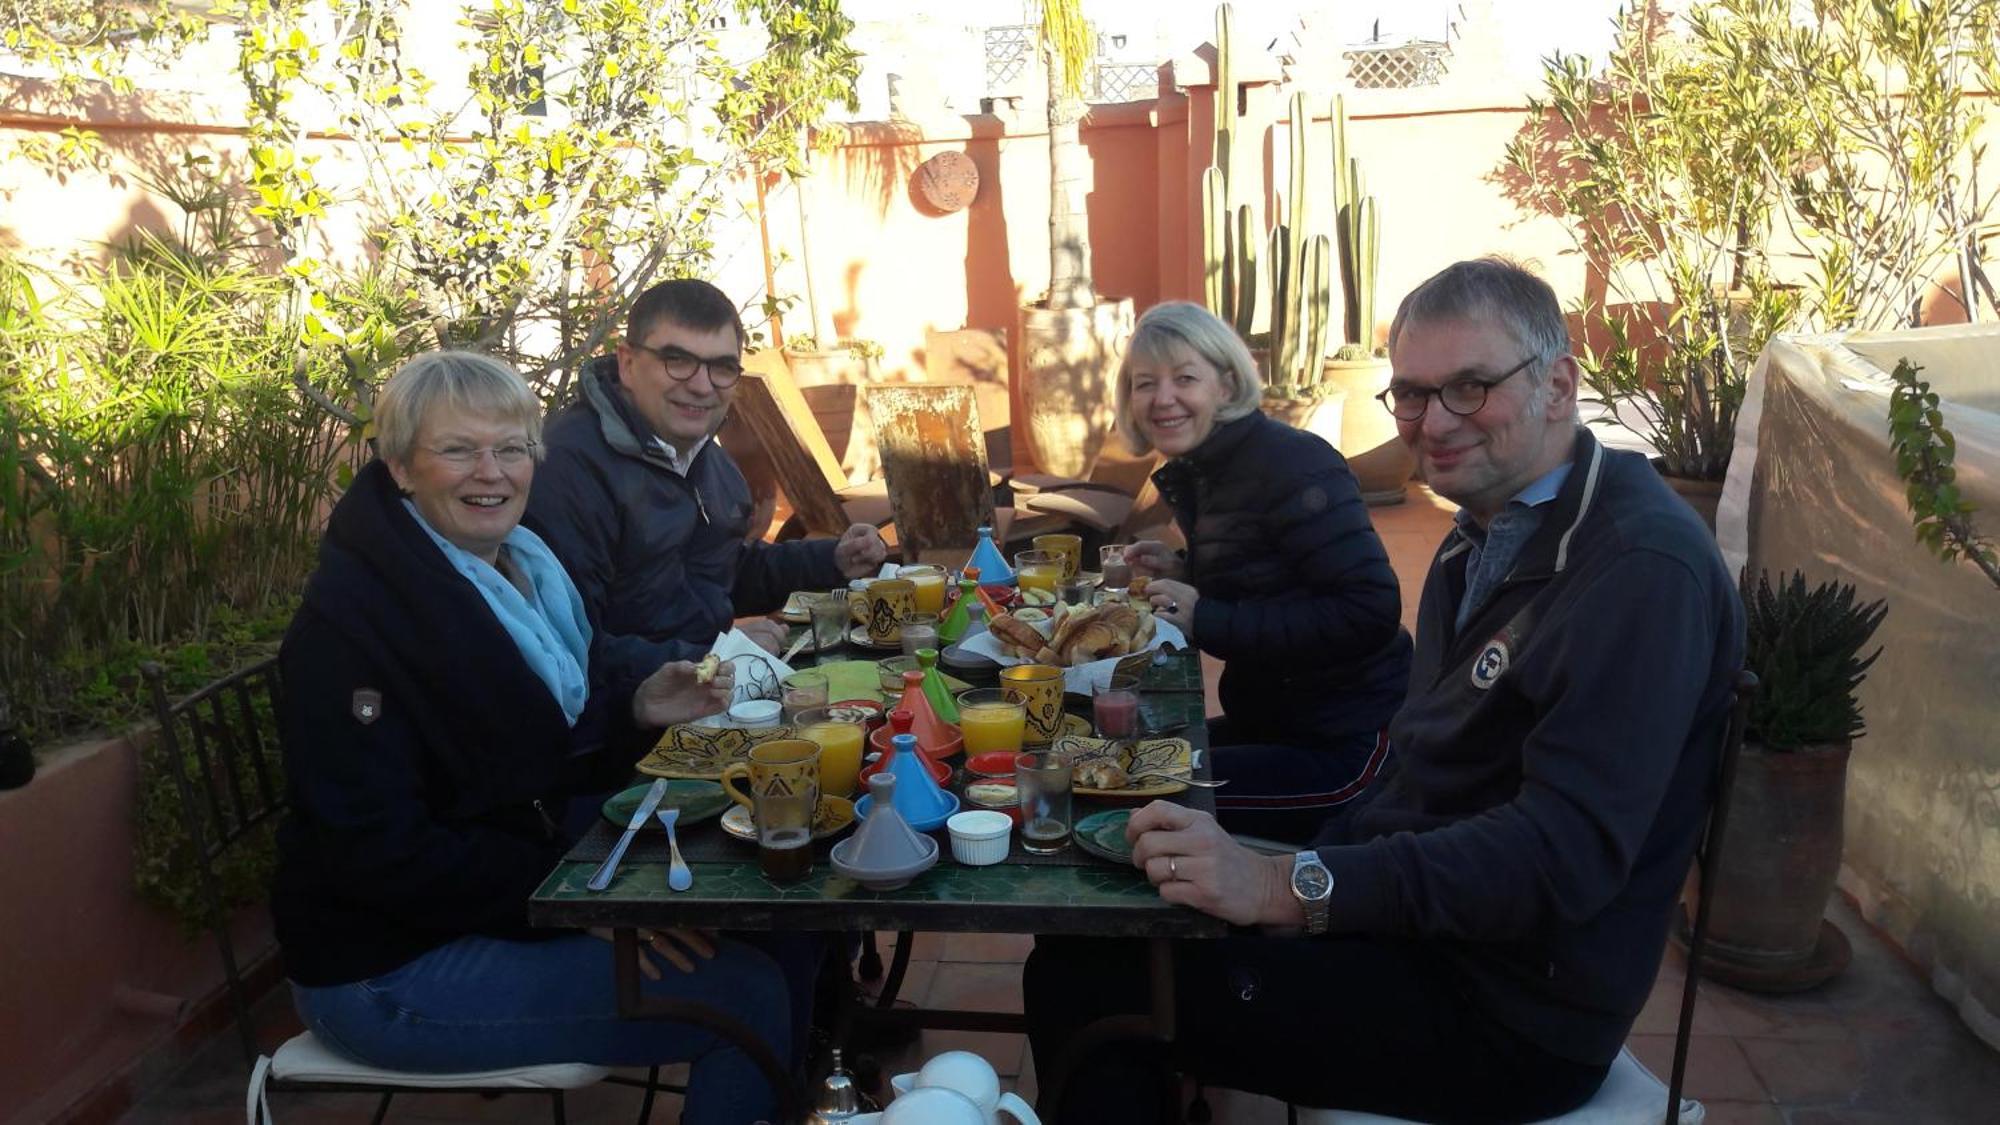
[1116,301,1410,843]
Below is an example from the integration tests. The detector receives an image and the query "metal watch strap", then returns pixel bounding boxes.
[1292,850,1332,936]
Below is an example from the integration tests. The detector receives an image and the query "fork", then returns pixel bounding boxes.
[656,808,693,892]
[1128,771,1229,788]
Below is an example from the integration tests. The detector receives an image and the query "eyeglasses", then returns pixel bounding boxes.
[1377,354,1540,421]
[423,441,539,467]
[630,342,744,388]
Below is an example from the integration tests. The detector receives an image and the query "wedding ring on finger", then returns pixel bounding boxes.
[1167,856,1180,881]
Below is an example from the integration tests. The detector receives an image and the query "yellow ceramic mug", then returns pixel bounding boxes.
[861,577,918,646]
[1033,534,1084,580]
[1000,663,1066,747]
[720,738,823,813]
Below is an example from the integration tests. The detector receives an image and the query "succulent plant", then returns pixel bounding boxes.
[1740,570,1888,750]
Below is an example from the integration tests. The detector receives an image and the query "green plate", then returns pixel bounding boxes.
[601,780,731,829]
[1073,809,1137,866]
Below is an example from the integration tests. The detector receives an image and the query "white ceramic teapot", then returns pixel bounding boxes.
[885,1050,1040,1125]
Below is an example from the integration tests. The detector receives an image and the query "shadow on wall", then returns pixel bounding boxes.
[837,120,926,221]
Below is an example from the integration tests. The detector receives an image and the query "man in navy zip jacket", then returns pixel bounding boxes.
[527,279,886,685]
[1024,258,1745,1122]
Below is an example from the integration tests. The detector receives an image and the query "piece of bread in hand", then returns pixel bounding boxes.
[693,653,722,684]
[1129,575,1150,598]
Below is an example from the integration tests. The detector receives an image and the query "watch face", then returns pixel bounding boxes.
[1294,864,1332,899]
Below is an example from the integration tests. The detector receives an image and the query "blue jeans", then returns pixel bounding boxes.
[293,931,811,1125]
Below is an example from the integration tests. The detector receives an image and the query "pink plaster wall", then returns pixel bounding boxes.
[0,733,269,1122]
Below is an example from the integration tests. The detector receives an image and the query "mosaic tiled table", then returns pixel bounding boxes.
[527,649,1225,1118]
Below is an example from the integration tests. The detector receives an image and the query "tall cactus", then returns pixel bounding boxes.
[1202,4,1256,334]
[1330,95,1379,352]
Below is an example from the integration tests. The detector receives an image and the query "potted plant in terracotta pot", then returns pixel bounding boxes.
[1013,0,1135,479]
[1700,569,1887,992]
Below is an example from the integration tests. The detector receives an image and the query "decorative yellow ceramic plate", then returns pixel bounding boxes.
[638,724,796,780]
[1051,734,1195,797]
[780,591,813,623]
[719,795,855,842]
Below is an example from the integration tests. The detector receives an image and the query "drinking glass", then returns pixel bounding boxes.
[899,612,940,657]
[1014,550,1061,598]
[898,563,950,615]
[1016,750,1073,854]
[1057,575,1094,607]
[794,706,866,799]
[781,671,829,725]
[955,689,1027,756]
[807,591,850,654]
[1092,673,1142,739]
[757,791,817,882]
[1099,544,1133,591]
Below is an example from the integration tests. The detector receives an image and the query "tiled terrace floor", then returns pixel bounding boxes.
[114,487,2000,1123]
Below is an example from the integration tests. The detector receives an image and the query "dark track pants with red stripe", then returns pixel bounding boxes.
[1207,720,1390,845]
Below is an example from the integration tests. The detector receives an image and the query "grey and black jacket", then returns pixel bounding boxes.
[1314,428,1746,1065]
[526,358,843,686]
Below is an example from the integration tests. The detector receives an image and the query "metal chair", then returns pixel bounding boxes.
[1279,670,1758,1125]
[142,659,674,1124]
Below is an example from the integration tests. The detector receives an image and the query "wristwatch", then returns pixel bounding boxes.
[1291,850,1333,936]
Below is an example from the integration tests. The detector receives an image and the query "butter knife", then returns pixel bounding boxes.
[587,778,669,891]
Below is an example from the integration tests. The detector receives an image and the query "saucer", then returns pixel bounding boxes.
[718,796,855,842]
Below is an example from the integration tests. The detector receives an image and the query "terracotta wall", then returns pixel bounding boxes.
[0,733,271,1122]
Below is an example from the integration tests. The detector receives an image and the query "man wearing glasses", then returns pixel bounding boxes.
[1025,258,1743,1122]
[529,279,886,683]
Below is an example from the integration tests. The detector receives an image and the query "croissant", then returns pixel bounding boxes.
[988,612,1054,661]
[1056,602,1143,665]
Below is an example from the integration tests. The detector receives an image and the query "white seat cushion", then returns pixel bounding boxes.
[268,1031,609,1089]
[1019,487,1136,533]
[1291,1047,1705,1125]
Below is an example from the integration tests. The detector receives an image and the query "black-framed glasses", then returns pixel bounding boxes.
[630,342,744,388]
[423,441,539,467]
[1377,354,1540,421]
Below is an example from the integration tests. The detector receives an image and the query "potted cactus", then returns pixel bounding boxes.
[1199,14,1405,499]
[1701,570,1887,991]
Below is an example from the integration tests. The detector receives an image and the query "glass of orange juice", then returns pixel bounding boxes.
[1014,550,1061,598]
[898,563,949,615]
[794,707,866,799]
[956,689,1028,756]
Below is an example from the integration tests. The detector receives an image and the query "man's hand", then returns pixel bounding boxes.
[588,927,718,980]
[735,615,789,654]
[835,523,888,578]
[1143,578,1199,637]
[1122,539,1184,581]
[632,659,733,728]
[1127,801,1299,927]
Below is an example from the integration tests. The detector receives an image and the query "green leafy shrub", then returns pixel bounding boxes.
[1740,570,1888,749]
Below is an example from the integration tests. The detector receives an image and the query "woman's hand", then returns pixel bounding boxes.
[1123,539,1184,580]
[1144,578,1199,637]
[588,927,718,979]
[633,659,734,727]
[1127,801,1299,928]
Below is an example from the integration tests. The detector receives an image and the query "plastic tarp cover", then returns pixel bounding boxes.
[1720,325,2000,1052]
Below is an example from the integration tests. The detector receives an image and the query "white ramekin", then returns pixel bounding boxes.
[946,810,1013,866]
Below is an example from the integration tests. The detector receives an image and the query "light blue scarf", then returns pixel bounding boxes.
[402,501,593,727]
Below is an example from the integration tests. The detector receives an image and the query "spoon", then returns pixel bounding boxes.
[655,808,693,891]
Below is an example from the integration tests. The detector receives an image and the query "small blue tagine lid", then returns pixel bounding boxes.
[966,525,1014,585]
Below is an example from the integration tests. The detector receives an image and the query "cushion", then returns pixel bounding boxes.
[1019,487,1136,533]
[268,1032,609,1089]
[1291,1047,1705,1125]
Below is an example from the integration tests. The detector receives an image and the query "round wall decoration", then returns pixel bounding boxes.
[914,151,980,213]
